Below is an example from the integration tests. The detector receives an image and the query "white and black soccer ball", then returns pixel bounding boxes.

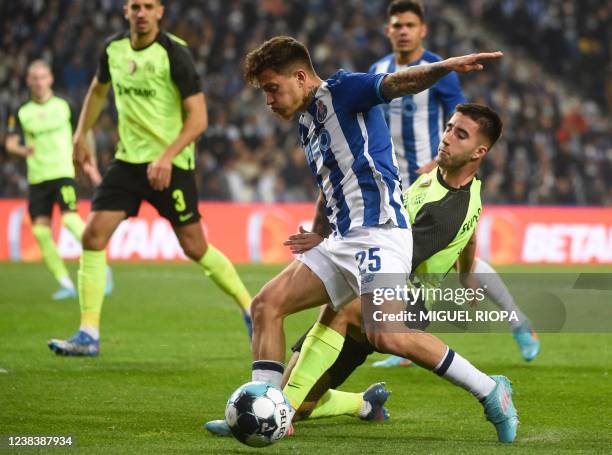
[225,381,292,448]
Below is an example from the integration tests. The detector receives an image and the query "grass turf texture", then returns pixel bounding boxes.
[0,262,610,454]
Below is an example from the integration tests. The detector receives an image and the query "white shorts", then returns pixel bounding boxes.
[298,225,413,310]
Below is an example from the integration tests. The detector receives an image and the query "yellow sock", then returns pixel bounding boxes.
[198,245,251,312]
[32,224,70,285]
[308,389,363,419]
[61,212,85,240]
[78,250,106,334]
[284,323,345,409]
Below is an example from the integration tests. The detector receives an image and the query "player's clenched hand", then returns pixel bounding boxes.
[443,51,503,73]
[147,155,173,191]
[283,225,323,254]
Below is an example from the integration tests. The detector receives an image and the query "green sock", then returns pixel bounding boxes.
[308,389,363,420]
[198,245,251,312]
[78,250,107,331]
[61,212,85,241]
[32,224,70,285]
[284,323,345,409]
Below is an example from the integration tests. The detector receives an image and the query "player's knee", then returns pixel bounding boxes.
[251,289,283,323]
[181,240,205,261]
[177,233,206,261]
[82,224,107,251]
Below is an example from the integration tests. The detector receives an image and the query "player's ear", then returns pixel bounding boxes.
[420,23,428,39]
[295,69,307,87]
[473,144,488,160]
[157,4,164,20]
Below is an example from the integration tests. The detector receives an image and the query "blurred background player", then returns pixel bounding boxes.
[370,0,539,368]
[47,0,252,356]
[5,60,110,300]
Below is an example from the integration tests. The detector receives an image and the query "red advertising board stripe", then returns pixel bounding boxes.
[0,200,610,264]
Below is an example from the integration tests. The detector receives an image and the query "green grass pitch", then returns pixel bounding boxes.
[1,262,610,454]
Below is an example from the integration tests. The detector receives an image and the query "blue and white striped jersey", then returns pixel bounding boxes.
[298,70,408,237]
[369,50,465,185]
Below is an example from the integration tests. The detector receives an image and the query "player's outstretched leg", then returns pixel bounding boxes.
[48,211,124,356]
[32,220,76,300]
[369,330,518,443]
[472,258,540,361]
[174,223,253,339]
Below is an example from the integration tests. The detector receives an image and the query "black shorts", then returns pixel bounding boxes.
[291,327,376,389]
[92,160,201,227]
[28,177,78,220]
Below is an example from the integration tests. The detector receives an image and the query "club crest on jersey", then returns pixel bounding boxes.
[316,99,327,123]
[127,60,138,75]
[419,175,432,187]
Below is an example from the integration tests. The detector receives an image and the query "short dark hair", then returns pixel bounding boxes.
[387,0,424,22]
[456,103,503,148]
[244,36,315,86]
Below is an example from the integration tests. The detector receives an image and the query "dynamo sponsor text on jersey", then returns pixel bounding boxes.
[369,50,465,185]
[298,70,408,237]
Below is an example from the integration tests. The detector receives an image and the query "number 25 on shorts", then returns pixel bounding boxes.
[355,247,381,274]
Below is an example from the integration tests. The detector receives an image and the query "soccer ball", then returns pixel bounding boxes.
[225,381,292,447]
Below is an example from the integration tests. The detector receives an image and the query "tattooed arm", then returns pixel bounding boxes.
[380,51,503,101]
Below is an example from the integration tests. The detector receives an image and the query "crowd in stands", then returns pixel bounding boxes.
[1,0,610,205]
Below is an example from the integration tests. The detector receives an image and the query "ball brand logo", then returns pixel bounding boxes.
[275,408,288,439]
[127,60,137,75]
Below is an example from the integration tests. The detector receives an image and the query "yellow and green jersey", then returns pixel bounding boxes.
[97,31,202,170]
[404,167,482,288]
[9,96,76,184]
